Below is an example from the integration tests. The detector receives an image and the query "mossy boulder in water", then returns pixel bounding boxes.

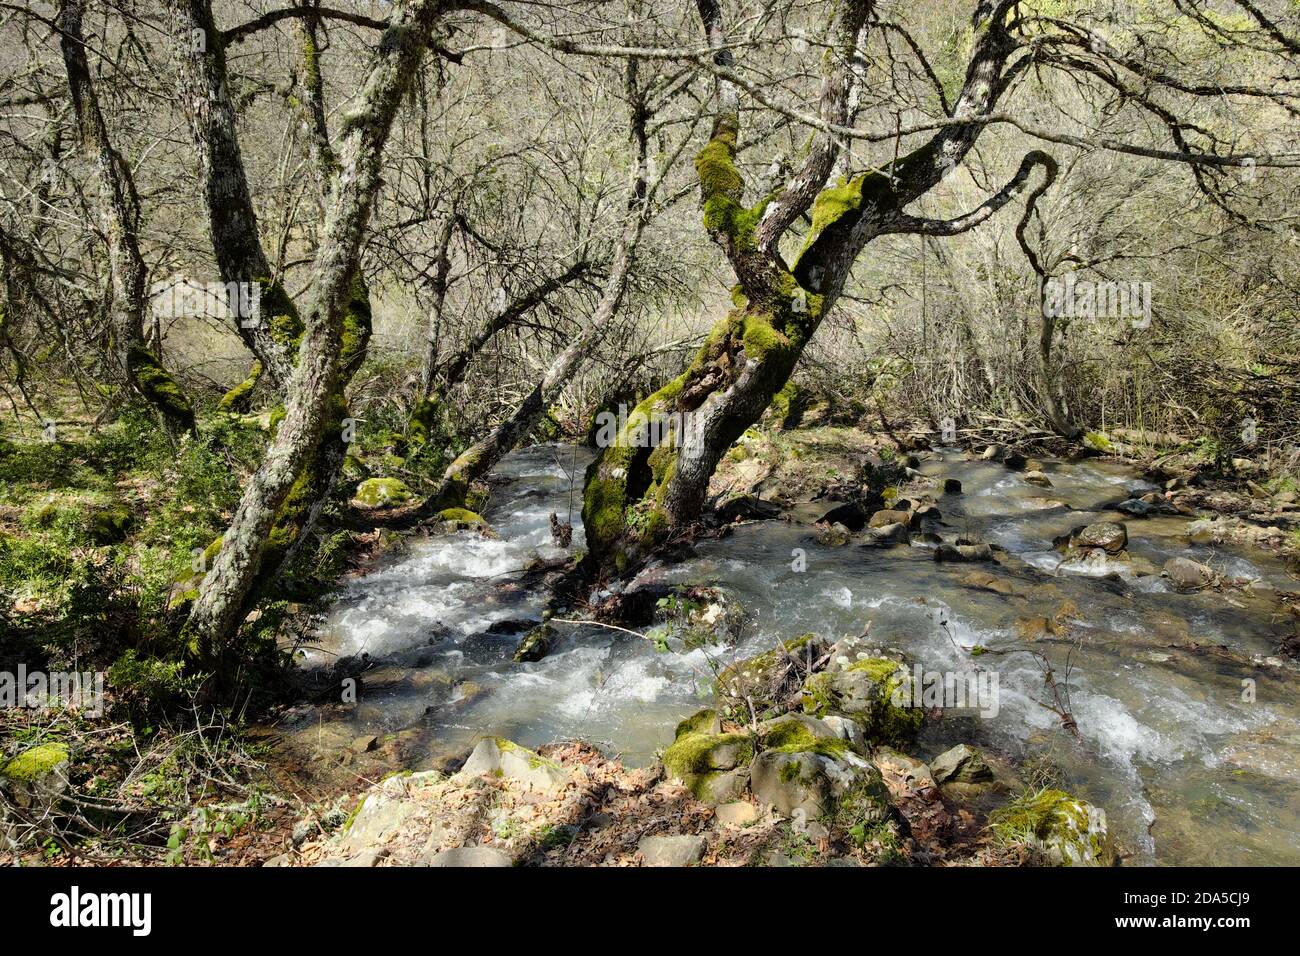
[351,477,413,510]
[801,647,924,747]
[989,788,1115,866]
[436,507,493,534]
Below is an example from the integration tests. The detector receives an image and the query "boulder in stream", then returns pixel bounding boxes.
[930,744,993,785]
[989,788,1115,867]
[1162,556,1217,592]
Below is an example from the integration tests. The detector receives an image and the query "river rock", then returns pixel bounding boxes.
[934,543,994,562]
[1162,557,1216,591]
[714,801,759,828]
[1002,451,1027,470]
[638,834,706,867]
[1072,521,1128,554]
[943,478,963,494]
[427,846,514,868]
[929,744,993,784]
[453,737,571,793]
[801,655,924,746]
[1116,497,1150,516]
[1024,470,1052,487]
[959,570,1015,595]
[817,501,868,531]
[816,521,853,547]
[751,751,840,819]
[338,793,414,854]
[860,521,910,547]
[662,710,754,803]
[990,789,1114,866]
[716,493,781,522]
[869,508,912,529]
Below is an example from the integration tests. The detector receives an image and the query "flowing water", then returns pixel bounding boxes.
[294,443,1300,866]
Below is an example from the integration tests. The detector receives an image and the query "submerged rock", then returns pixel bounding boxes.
[1024,470,1052,487]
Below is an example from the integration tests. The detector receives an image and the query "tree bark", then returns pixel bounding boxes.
[165,0,305,390]
[581,0,1036,573]
[58,0,196,437]
[185,0,449,662]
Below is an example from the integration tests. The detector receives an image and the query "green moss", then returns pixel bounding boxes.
[1,742,69,782]
[513,623,554,663]
[989,787,1114,866]
[1082,431,1114,452]
[674,708,719,739]
[437,507,487,526]
[217,361,262,412]
[89,502,133,544]
[662,731,754,779]
[127,345,196,434]
[802,658,924,746]
[407,396,442,448]
[352,477,412,509]
[761,718,852,759]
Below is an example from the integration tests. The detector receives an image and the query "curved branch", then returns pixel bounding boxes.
[886,150,1057,237]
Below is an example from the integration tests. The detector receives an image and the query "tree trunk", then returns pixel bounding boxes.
[166,0,304,390]
[185,0,448,663]
[59,0,196,437]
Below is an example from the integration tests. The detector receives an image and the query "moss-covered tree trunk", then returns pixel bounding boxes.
[582,0,1039,573]
[166,0,305,391]
[185,0,448,663]
[59,0,196,438]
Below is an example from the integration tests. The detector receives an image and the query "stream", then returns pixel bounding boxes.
[293,443,1300,866]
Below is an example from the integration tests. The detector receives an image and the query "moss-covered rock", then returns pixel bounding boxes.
[989,787,1115,866]
[351,477,413,510]
[2,742,69,782]
[436,507,492,533]
[801,654,924,747]
[1,742,70,813]
[662,710,755,804]
[513,623,554,663]
[89,501,133,544]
